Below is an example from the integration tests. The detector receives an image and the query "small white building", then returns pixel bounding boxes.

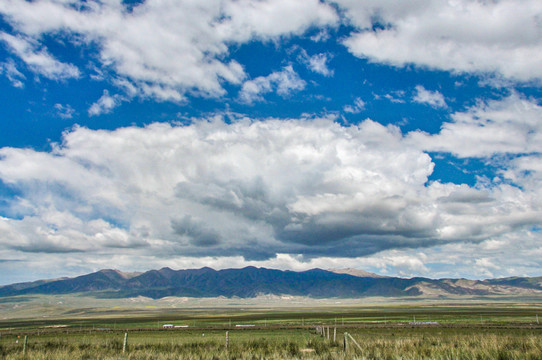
[163,324,174,328]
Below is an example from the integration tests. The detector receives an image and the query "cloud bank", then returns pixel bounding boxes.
[239,66,306,104]
[0,0,337,100]
[1,0,541,282]
[1,111,540,269]
[2,0,540,101]
[337,0,542,81]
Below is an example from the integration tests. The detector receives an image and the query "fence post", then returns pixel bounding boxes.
[346,333,364,353]
[226,331,229,351]
[23,335,27,356]
[333,327,336,342]
[343,332,348,351]
[327,326,330,340]
[123,332,128,353]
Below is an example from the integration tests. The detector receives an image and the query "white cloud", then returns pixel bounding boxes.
[499,154,542,216]
[335,0,542,81]
[4,228,542,284]
[343,97,366,113]
[298,49,334,76]
[409,93,542,158]
[310,28,331,42]
[474,257,500,278]
[412,85,447,108]
[88,90,124,116]
[54,103,75,119]
[0,32,79,80]
[0,116,540,274]
[374,90,406,104]
[0,59,25,88]
[239,65,306,103]
[0,0,338,101]
[219,0,338,41]
[362,229,542,279]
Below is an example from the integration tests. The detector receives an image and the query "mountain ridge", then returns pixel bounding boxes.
[1,267,541,299]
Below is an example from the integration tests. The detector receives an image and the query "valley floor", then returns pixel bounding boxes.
[1,296,542,359]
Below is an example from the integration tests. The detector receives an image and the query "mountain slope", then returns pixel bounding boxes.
[328,268,388,278]
[0,267,541,299]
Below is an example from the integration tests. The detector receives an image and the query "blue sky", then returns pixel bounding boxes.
[1,0,542,284]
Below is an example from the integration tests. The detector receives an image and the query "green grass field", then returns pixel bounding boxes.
[1,296,542,359]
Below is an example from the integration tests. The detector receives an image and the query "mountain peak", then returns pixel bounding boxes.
[98,268,140,280]
[327,268,388,278]
[1,267,541,299]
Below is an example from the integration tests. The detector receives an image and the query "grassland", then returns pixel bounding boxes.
[1,295,542,359]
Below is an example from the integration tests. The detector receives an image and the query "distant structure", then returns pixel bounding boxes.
[235,324,256,327]
[163,324,189,328]
[409,321,439,325]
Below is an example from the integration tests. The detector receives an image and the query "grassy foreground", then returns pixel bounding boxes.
[1,326,542,359]
[1,298,542,359]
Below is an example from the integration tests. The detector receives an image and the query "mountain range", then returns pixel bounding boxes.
[1,267,541,299]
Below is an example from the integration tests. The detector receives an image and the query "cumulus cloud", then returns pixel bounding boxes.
[409,93,542,157]
[239,65,306,103]
[373,90,406,104]
[1,0,539,104]
[54,103,75,119]
[412,85,447,109]
[360,228,542,279]
[0,32,79,80]
[401,93,542,270]
[0,59,25,88]
[310,28,332,42]
[336,0,542,81]
[0,117,540,269]
[298,49,334,77]
[88,90,124,116]
[0,0,337,99]
[4,228,542,284]
[343,97,366,114]
[1,1,541,283]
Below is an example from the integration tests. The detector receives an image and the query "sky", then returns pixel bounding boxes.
[0,0,542,285]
